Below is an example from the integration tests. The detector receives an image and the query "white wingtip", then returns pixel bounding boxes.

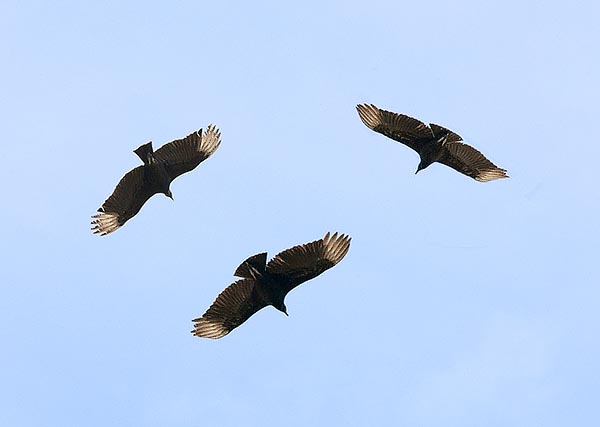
[356,103,382,130]
[323,231,352,264]
[91,212,121,236]
[475,168,509,182]
[191,318,229,339]
[200,124,221,157]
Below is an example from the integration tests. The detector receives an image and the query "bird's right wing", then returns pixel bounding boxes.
[266,232,351,295]
[192,279,265,339]
[439,142,509,182]
[153,125,221,181]
[91,166,158,236]
[356,104,433,152]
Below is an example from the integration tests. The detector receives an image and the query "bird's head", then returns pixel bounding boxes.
[416,157,434,174]
[275,302,289,316]
[165,189,174,200]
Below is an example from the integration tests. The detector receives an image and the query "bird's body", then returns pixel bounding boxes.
[416,137,446,171]
[192,232,351,339]
[138,157,172,197]
[91,125,221,236]
[356,104,508,182]
[248,273,288,314]
[145,163,172,197]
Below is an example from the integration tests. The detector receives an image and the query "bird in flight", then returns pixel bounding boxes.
[356,104,508,182]
[91,125,221,236]
[192,232,351,339]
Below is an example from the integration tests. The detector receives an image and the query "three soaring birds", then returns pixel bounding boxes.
[91,103,508,339]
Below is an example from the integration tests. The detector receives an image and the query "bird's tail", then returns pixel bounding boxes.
[234,252,267,278]
[133,141,154,164]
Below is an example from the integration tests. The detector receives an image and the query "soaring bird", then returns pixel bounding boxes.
[356,104,508,182]
[91,125,221,236]
[192,232,351,339]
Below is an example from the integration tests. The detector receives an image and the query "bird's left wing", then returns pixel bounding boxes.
[191,279,265,339]
[266,232,351,295]
[154,125,221,181]
[439,142,508,182]
[91,166,158,236]
[356,104,433,152]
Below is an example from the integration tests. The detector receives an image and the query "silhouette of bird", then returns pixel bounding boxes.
[192,232,351,339]
[91,125,221,236]
[356,104,508,182]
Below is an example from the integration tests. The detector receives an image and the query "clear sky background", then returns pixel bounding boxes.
[1,1,599,426]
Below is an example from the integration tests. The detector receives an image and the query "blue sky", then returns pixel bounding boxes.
[1,1,599,426]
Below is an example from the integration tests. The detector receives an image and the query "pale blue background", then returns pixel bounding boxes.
[1,1,599,426]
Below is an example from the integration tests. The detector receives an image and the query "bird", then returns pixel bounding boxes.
[192,232,351,339]
[91,125,221,236]
[356,104,508,182]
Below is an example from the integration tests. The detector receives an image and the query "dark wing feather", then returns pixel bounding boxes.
[91,166,159,236]
[191,279,265,339]
[439,142,509,182]
[154,125,221,181]
[266,232,351,295]
[356,104,433,152]
[429,123,463,143]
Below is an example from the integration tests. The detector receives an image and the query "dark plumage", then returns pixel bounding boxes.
[192,232,351,339]
[356,104,508,182]
[91,125,221,235]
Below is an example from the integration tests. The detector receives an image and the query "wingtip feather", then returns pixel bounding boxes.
[356,103,382,130]
[200,124,221,157]
[475,168,509,182]
[90,212,121,236]
[323,231,352,263]
[191,318,230,339]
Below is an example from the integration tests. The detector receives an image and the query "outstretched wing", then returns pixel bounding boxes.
[356,104,433,152]
[266,232,351,295]
[192,279,265,339]
[439,142,509,182]
[154,125,221,181]
[91,166,159,236]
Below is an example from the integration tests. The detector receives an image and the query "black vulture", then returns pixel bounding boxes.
[192,232,351,339]
[356,104,508,182]
[91,125,221,236]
